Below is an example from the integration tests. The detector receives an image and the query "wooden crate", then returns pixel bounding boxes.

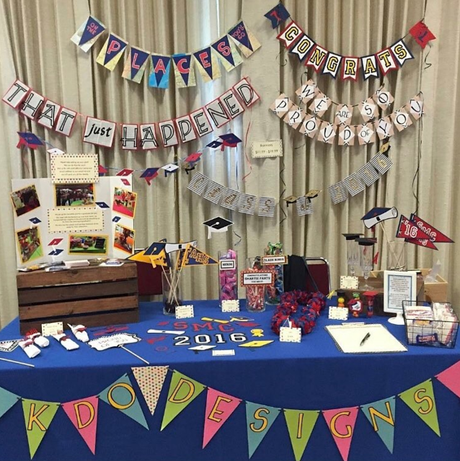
[17,261,139,334]
[419,269,448,302]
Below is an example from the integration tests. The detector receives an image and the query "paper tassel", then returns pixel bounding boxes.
[211,35,243,71]
[62,396,99,454]
[96,33,127,71]
[228,21,261,58]
[203,388,241,448]
[172,54,196,88]
[22,399,60,459]
[361,397,396,453]
[132,366,168,415]
[149,54,171,89]
[122,46,150,83]
[246,402,280,458]
[99,374,148,429]
[323,406,359,461]
[436,360,460,397]
[161,371,206,430]
[284,409,319,461]
[0,386,19,419]
[71,16,105,52]
[399,379,441,436]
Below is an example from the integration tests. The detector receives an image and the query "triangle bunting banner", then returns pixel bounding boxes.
[284,409,320,461]
[62,396,99,455]
[161,371,206,430]
[0,386,19,419]
[99,374,149,429]
[132,365,169,415]
[22,399,60,459]
[399,379,440,436]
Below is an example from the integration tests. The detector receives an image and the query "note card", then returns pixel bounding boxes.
[222,300,240,312]
[175,305,194,319]
[280,326,301,343]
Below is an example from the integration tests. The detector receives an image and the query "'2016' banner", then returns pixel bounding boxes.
[2,78,259,150]
[2,361,460,460]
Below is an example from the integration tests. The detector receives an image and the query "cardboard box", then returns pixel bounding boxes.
[17,261,139,334]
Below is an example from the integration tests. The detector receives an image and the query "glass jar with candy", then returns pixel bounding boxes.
[218,249,238,305]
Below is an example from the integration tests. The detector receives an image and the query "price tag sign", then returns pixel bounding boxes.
[340,275,359,290]
[175,305,195,319]
[222,300,240,312]
[42,321,63,337]
[328,306,349,320]
[280,326,301,343]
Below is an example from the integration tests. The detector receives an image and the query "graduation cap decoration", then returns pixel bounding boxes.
[207,133,242,151]
[116,168,134,176]
[362,207,398,229]
[162,163,179,177]
[99,165,108,176]
[184,152,202,174]
[264,3,290,28]
[17,132,43,149]
[203,216,233,239]
[140,167,159,185]
[284,190,321,208]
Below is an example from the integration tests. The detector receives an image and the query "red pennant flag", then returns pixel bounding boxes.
[409,21,436,49]
[323,407,359,461]
[410,214,454,243]
[436,361,460,398]
[396,215,431,240]
[405,238,438,250]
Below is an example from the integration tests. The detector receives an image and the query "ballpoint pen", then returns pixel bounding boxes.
[360,332,371,346]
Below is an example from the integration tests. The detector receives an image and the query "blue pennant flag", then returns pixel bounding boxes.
[228,21,253,52]
[149,55,171,89]
[130,47,149,80]
[79,16,106,46]
[212,36,236,67]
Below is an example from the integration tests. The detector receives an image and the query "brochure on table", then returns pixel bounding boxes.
[11,174,134,268]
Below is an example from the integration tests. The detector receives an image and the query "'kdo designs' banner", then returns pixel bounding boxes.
[275,16,435,81]
[2,78,260,150]
[1,361,460,460]
[71,16,260,89]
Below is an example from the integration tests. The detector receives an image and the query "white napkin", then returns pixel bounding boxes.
[52,333,79,351]
[19,339,41,358]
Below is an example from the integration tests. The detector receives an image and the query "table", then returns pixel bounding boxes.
[0,300,459,461]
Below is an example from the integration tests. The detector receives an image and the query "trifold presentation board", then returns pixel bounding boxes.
[11,173,135,268]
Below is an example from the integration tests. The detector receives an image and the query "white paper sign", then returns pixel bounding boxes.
[222,300,240,312]
[262,255,287,265]
[42,321,64,336]
[242,272,273,285]
[175,305,195,319]
[251,140,283,158]
[328,306,349,320]
[280,326,301,343]
[219,260,236,270]
[88,333,141,351]
[340,275,359,290]
[212,349,236,356]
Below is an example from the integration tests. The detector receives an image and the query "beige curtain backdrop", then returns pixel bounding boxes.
[0,0,458,327]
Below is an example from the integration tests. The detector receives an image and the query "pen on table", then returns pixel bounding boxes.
[360,332,371,346]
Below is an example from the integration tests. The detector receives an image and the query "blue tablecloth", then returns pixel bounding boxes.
[1,300,460,461]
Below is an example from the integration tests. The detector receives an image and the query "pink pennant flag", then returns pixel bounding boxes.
[62,396,99,454]
[203,388,241,448]
[436,361,460,398]
[323,406,359,461]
